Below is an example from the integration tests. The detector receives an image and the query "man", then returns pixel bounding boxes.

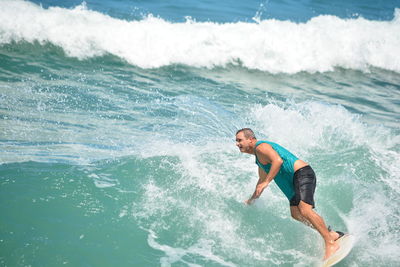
[235,128,343,260]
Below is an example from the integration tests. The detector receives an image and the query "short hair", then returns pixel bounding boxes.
[236,128,256,139]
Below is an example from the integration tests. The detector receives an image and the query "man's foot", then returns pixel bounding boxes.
[324,226,344,260]
[328,226,345,241]
[324,240,340,260]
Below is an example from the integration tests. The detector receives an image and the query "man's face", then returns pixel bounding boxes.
[236,132,253,154]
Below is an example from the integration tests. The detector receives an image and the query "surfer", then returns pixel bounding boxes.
[236,128,343,260]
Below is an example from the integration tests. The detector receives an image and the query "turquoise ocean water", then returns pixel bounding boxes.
[1,0,400,266]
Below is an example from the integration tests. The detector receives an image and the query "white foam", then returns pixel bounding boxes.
[1,1,400,73]
[146,229,237,267]
[250,101,398,157]
[88,172,118,188]
[346,189,400,264]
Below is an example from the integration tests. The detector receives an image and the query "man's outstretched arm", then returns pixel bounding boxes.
[245,144,283,204]
[245,167,268,204]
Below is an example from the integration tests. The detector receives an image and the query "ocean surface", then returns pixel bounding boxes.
[1,0,399,266]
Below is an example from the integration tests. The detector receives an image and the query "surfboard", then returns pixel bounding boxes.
[321,234,355,267]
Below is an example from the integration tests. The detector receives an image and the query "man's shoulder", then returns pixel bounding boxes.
[255,141,273,152]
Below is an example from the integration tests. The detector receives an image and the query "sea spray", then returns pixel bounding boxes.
[129,100,399,266]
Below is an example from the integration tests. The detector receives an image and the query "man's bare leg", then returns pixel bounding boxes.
[290,206,340,240]
[290,206,315,228]
[291,202,339,259]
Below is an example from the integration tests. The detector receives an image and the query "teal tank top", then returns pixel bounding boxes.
[255,141,299,200]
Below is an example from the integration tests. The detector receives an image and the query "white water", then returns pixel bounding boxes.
[1,0,400,73]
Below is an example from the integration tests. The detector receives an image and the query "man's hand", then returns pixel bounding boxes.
[244,182,268,205]
[255,182,268,198]
[244,199,254,205]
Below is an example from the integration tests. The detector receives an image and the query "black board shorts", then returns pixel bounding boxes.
[290,165,316,208]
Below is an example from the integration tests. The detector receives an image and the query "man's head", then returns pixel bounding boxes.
[235,128,257,154]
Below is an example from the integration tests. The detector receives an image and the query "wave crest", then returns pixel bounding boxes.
[1,0,400,73]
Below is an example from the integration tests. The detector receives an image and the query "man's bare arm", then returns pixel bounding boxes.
[245,144,283,204]
[245,167,267,204]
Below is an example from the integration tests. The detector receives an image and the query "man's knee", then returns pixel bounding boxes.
[290,207,303,221]
[291,212,300,221]
[298,202,313,218]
